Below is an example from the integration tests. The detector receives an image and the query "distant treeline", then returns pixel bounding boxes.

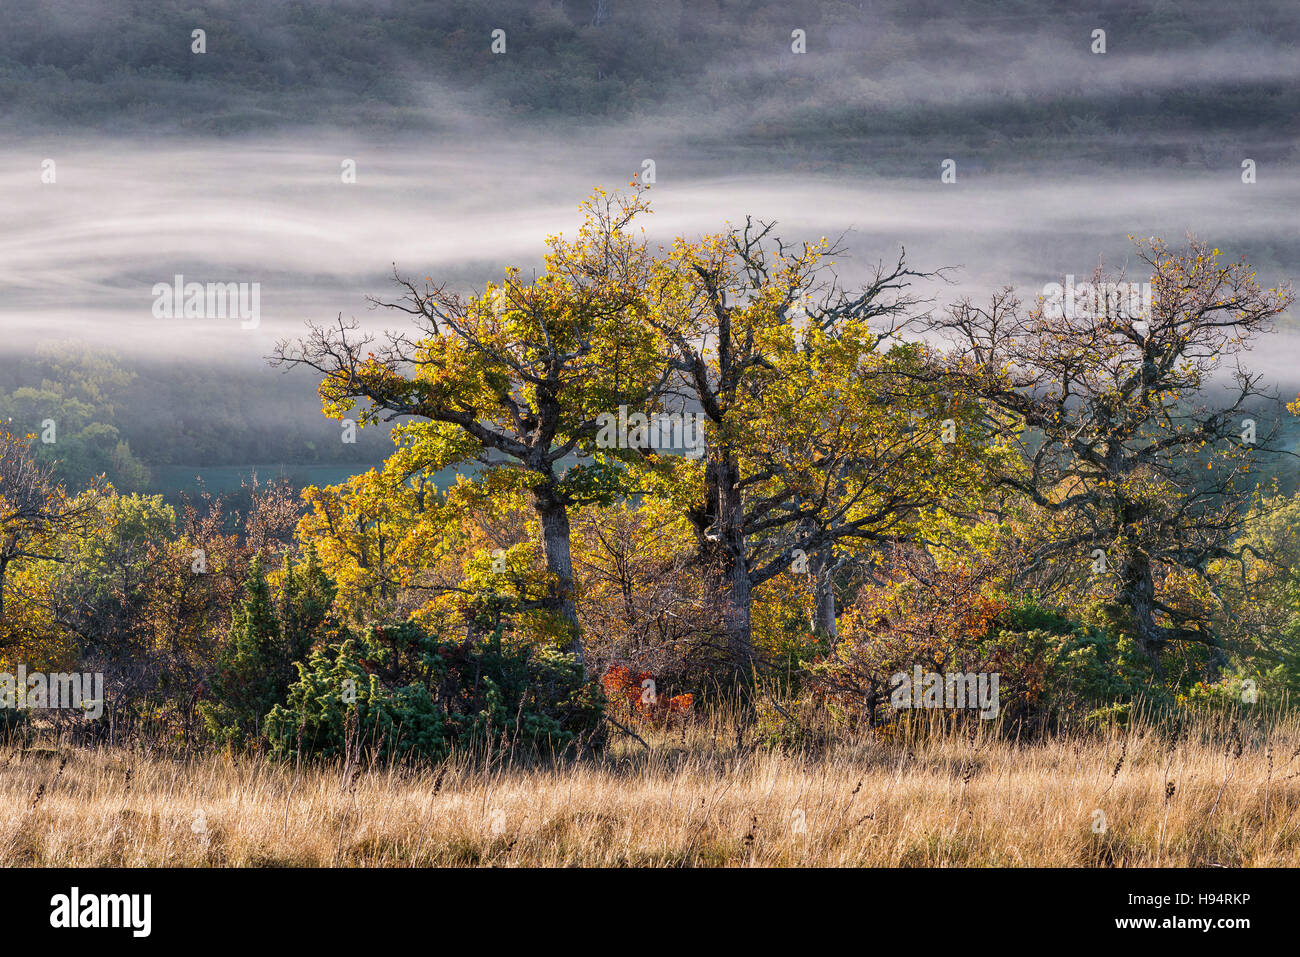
[0,343,390,494]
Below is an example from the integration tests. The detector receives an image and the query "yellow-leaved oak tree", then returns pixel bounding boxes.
[929,238,1293,671]
[295,438,557,637]
[0,429,101,663]
[296,466,425,626]
[642,220,984,668]
[273,187,666,664]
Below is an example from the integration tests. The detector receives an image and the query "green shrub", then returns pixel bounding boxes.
[977,602,1202,725]
[979,603,1173,725]
[199,548,338,747]
[264,619,604,762]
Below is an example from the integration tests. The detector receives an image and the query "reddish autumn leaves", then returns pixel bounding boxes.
[601,664,693,727]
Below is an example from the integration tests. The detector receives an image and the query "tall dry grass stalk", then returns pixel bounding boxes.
[3,702,1299,866]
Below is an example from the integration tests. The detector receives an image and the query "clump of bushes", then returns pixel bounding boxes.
[264,619,604,762]
[795,584,1220,741]
[199,550,338,748]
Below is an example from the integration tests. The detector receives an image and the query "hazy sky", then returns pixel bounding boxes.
[3,0,1298,376]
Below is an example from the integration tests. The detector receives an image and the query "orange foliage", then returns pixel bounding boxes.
[601,665,693,728]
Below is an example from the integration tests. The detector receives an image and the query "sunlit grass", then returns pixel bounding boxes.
[3,705,1298,866]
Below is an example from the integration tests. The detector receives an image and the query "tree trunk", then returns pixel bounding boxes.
[533,491,583,665]
[810,549,837,639]
[724,548,753,669]
[710,454,754,671]
[1120,554,1163,675]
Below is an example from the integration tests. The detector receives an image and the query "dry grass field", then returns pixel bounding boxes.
[4,705,1300,867]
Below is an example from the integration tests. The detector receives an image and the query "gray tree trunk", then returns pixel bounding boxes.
[534,493,583,665]
[713,456,754,670]
[725,548,753,669]
[810,549,837,639]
